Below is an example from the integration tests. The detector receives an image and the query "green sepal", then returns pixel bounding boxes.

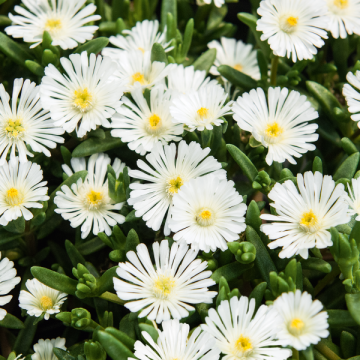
[53,348,76,360]
[84,341,106,360]
[211,261,253,283]
[104,327,136,351]
[340,331,356,359]
[249,282,267,312]
[42,49,58,67]
[139,323,159,343]
[97,330,135,360]
[333,152,360,181]
[302,345,314,360]
[312,156,323,174]
[300,258,332,273]
[218,65,257,91]
[192,49,216,74]
[345,293,360,325]
[341,137,358,155]
[73,38,109,55]
[4,217,25,234]
[25,60,45,76]
[125,229,140,253]
[151,43,168,64]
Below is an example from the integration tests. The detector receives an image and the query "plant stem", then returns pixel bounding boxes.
[24,221,36,257]
[270,56,279,86]
[99,291,125,305]
[314,341,341,360]
[313,265,340,296]
[292,348,299,360]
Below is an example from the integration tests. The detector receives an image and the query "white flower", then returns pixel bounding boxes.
[0,252,21,320]
[167,64,211,97]
[201,296,292,360]
[326,0,360,39]
[207,38,260,80]
[103,20,173,59]
[261,171,350,259]
[232,87,319,165]
[128,140,226,235]
[54,153,126,239]
[170,82,232,132]
[134,319,220,360]
[346,177,360,220]
[40,51,123,138]
[196,0,224,9]
[343,71,360,128]
[169,175,247,252]
[5,0,100,50]
[114,239,217,323]
[272,290,329,350]
[0,78,64,164]
[256,0,328,62]
[0,157,49,226]
[114,50,173,92]
[32,337,66,360]
[110,86,183,155]
[19,279,67,320]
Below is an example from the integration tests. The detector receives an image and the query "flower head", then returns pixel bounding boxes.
[114,240,217,323]
[103,20,173,58]
[169,175,247,252]
[257,0,328,62]
[343,71,360,127]
[346,177,360,220]
[207,38,260,80]
[41,51,123,138]
[111,86,183,155]
[202,296,292,360]
[170,82,232,131]
[272,290,329,350]
[32,338,66,360]
[232,87,319,165]
[0,252,21,320]
[326,0,360,39]
[261,171,350,259]
[54,153,126,239]
[134,319,220,360]
[0,79,64,164]
[0,157,49,226]
[128,140,226,235]
[6,0,100,49]
[19,279,67,320]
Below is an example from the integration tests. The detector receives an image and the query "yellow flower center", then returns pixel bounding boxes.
[73,88,93,112]
[40,295,53,310]
[86,190,104,209]
[288,318,305,336]
[266,122,283,138]
[132,72,146,85]
[149,114,161,129]
[196,208,215,227]
[167,177,184,195]
[44,18,62,32]
[138,47,145,53]
[197,107,209,118]
[5,119,25,138]
[153,275,175,299]
[5,187,23,206]
[235,335,252,353]
[300,210,318,230]
[287,16,298,27]
[334,0,348,8]
[234,64,243,72]
[280,15,299,33]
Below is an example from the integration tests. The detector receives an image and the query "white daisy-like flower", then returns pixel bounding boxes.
[232,87,319,166]
[40,51,123,138]
[170,82,232,132]
[128,140,226,235]
[169,175,247,252]
[134,319,220,360]
[32,337,66,360]
[166,64,211,98]
[260,171,350,259]
[326,0,360,39]
[0,252,21,320]
[114,50,173,93]
[272,290,329,350]
[346,178,360,220]
[110,86,183,155]
[0,79,64,164]
[19,279,67,320]
[343,71,360,128]
[114,239,217,323]
[201,296,292,360]
[0,157,49,226]
[196,0,224,8]
[54,153,126,239]
[5,0,100,50]
[207,38,260,80]
[256,0,328,62]
[102,20,173,59]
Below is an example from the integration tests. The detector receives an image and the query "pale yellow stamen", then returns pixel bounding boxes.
[234,64,243,72]
[235,335,252,352]
[40,295,53,310]
[132,72,146,85]
[149,114,161,129]
[5,119,24,138]
[300,210,317,228]
[73,88,93,112]
[5,187,23,206]
[200,210,212,219]
[86,190,103,208]
[153,275,175,299]
[168,177,183,195]
[334,0,348,8]
[289,318,305,335]
[265,122,283,139]
[196,208,215,227]
[45,18,62,31]
[280,15,299,33]
[287,16,298,27]
[197,107,209,118]
[138,47,145,53]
